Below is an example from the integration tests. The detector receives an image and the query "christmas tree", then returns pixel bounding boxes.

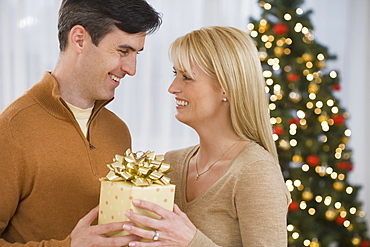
[248,0,369,246]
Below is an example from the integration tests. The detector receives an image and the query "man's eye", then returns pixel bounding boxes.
[183,75,192,80]
[119,50,129,55]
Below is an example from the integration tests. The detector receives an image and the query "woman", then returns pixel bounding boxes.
[123,26,291,246]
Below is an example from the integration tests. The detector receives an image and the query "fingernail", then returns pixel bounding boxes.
[123,224,131,230]
[124,211,131,217]
[133,200,140,205]
[129,242,136,246]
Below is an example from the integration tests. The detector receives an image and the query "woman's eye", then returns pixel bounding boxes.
[172,69,192,81]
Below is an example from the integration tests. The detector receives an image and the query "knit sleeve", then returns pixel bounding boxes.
[235,159,290,246]
[0,236,71,247]
[0,119,25,240]
[188,229,220,247]
[0,117,72,247]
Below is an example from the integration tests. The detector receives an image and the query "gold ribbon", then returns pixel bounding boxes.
[104,149,172,187]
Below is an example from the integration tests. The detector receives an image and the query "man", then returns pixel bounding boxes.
[0,0,161,246]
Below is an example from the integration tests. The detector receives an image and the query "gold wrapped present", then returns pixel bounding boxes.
[98,149,175,238]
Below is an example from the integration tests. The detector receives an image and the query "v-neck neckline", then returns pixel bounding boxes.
[183,141,254,205]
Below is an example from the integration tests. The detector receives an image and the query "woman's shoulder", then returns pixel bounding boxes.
[164,145,198,163]
[235,141,277,165]
[233,141,289,198]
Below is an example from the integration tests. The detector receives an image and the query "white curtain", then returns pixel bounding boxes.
[1,0,369,225]
[302,0,370,227]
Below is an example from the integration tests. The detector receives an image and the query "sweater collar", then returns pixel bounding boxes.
[28,71,113,120]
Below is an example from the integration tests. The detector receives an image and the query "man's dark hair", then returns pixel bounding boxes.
[58,0,162,51]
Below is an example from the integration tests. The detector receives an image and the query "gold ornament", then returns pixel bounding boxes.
[292,155,303,162]
[325,208,337,221]
[310,241,320,247]
[302,53,313,62]
[308,83,319,93]
[316,61,326,69]
[342,137,349,144]
[318,115,329,122]
[352,236,361,246]
[302,190,313,201]
[333,181,345,192]
[274,47,284,57]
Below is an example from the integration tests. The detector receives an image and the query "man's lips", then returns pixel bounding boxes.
[109,73,123,84]
[176,98,189,107]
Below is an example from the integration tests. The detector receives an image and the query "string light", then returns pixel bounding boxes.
[315,195,323,203]
[284,13,292,21]
[346,187,353,194]
[302,164,309,172]
[330,71,338,78]
[294,23,303,32]
[263,3,271,10]
[324,196,332,206]
[292,232,300,240]
[344,129,351,137]
[287,224,294,231]
[296,8,304,15]
[317,53,325,60]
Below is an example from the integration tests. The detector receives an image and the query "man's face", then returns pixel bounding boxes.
[76,26,146,103]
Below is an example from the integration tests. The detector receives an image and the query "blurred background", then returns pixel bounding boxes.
[1,0,369,232]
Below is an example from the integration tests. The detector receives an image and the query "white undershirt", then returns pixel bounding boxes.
[66,102,94,137]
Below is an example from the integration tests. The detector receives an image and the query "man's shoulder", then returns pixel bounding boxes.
[0,93,36,123]
[95,107,126,125]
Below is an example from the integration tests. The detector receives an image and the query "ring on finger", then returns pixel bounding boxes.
[153,230,159,241]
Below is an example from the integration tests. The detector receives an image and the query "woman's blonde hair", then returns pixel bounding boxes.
[170,26,278,160]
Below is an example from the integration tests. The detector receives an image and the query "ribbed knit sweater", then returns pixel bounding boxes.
[165,142,290,246]
[0,72,131,246]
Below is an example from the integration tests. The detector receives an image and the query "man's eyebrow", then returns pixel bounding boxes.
[118,45,144,52]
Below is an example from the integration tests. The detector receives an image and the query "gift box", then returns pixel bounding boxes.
[98,149,175,238]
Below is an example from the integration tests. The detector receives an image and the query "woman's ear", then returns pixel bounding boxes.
[222,91,228,102]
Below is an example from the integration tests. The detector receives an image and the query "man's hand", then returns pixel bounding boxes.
[70,206,140,247]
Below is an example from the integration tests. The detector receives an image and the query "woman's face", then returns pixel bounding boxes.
[168,62,227,128]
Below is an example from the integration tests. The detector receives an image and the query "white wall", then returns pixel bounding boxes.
[302,0,370,226]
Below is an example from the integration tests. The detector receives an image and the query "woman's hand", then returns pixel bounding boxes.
[123,200,197,246]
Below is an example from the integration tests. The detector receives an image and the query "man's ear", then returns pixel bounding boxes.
[68,25,89,53]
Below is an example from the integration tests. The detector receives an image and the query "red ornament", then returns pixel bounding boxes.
[361,240,370,247]
[332,115,345,125]
[335,216,347,225]
[288,201,299,211]
[273,23,288,36]
[287,73,300,82]
[332,83,341,91]
[337,161,353,171]
[273,126,284,136]
[306,155,320,167]
[288,118,300,125]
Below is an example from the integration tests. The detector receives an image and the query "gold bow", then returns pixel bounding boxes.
[105,149,172,187]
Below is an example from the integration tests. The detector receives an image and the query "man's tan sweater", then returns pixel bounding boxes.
[0,72,131,246]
